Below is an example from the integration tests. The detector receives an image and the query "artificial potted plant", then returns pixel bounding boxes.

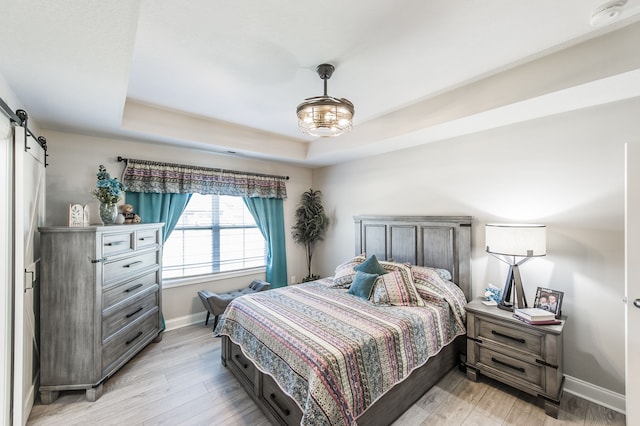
[291,189,329,282]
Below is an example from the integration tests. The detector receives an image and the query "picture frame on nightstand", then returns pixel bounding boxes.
[533,286,564,319]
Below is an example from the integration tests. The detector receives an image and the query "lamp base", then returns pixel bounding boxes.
[497,300,515,311]
[498,264,528,311]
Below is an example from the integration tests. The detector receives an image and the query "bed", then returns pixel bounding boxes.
[218,215,472,425]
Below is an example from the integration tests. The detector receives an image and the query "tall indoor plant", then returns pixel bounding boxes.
[291,189,329,282]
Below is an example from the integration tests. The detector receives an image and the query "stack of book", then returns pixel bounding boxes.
[513,307,561,325]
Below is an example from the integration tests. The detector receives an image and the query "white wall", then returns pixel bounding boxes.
[42,130,313,325]
[313,97,640,397]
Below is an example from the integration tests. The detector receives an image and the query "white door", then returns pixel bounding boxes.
[626,142,640,424]
[12,125,46,426]
[1,114,14,426]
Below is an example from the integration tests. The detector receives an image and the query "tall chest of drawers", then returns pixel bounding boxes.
[38,223,163,403]
[465,298,565,417]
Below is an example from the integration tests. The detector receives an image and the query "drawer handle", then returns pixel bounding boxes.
[536,359,559,369]
[124,261,143,268]
[234,354,248,369]
[269,393,291,416]
[126,331,143,345]
[491,357,525,373]
[491,330,525,344]
[124,283,143,293]
[105,241,126,246]
[138,237,151,241]
[126,306,143,318]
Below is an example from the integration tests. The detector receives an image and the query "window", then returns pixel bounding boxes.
[163,194,266,279]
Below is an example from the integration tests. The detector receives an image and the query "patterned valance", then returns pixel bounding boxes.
[121,158,287,199]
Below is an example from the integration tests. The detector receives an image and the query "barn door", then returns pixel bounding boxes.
[626,142,640,424]
[1,114,13,425]
[12,125,46,425]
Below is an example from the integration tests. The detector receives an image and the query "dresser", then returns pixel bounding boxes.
[38,223,164,403]
[465,298,565,417]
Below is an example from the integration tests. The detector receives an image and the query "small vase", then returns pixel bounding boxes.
[99,203,118,225]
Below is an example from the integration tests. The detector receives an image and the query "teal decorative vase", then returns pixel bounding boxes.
[99,203,118,225]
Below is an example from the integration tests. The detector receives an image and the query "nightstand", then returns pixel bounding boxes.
[465,298,565,418]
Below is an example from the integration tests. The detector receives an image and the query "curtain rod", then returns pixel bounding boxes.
[117,156,289,180]
[0,96,49,164]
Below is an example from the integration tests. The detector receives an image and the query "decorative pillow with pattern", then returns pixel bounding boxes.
[371,268,425,307]
[411,265,467,325]
[411,266,448,301]
[331,255,366,288]
[411,265,453,282]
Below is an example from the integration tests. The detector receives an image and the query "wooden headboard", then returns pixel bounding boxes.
[354,215,473,300]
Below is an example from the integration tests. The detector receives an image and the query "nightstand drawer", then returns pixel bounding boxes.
[477,316,543,358]
[477,346,544,390]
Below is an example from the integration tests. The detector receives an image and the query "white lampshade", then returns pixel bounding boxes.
[485,223,546,257]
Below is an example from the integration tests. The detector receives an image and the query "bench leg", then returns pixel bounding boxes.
[213,315,219,332]
[205,311,210,325]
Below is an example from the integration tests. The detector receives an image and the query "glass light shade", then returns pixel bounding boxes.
[485,223,546,257]
[297,96,354,137]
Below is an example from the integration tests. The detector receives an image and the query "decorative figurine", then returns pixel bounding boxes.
[119,203,141,224]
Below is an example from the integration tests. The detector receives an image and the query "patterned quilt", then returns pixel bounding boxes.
[217,278,466,426]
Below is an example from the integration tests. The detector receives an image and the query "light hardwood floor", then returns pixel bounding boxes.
[28,324,625,426]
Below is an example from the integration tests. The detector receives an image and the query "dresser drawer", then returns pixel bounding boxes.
[102,289,159,340]
[476,316,544,358]
[103,270,159,311]
[103,250,159,285]
[102,232,134,257]
[102,311,159,374]
[230,341,257,387]
[477,346,544,391]
[135,228,159,250]
[262,373,303,424]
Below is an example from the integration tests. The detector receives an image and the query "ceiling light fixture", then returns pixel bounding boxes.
[590,0,627,27]
[296,64,354,138]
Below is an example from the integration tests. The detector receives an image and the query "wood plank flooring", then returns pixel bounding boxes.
[27,324,625,426]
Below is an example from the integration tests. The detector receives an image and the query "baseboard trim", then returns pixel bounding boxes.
[564,374,625,414]
[165,311,209,331]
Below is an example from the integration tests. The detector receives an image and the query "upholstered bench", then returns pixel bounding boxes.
[198,279,271,331]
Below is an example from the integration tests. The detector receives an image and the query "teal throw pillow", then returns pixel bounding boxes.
[354,254,387,276]
[347,271,379,299]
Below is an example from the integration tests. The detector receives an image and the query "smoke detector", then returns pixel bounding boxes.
[590,0,628,26]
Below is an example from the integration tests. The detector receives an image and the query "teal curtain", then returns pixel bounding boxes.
[243,197,288,288]
[125,191,192,331]
[124,192,192,243]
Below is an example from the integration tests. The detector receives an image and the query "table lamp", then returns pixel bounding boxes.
[485,223,547,311]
